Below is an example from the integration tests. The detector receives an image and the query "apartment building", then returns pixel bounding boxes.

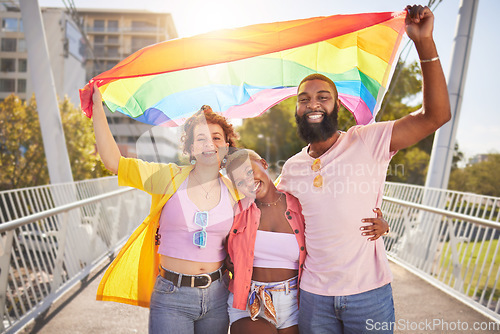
[0,5,85,104]
[79,8,180,160]
[1,4,181,162]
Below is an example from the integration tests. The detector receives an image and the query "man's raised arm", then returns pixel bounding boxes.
[390,5,451,152]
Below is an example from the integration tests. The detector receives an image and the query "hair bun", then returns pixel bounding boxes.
[200,105,213,113]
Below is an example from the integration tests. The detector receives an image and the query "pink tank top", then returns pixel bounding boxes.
[157,176,233,262]
[253,230,299,270]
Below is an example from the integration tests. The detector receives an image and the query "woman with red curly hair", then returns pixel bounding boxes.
[91,86,241,334]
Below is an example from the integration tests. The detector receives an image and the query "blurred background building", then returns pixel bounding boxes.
[0,4,85,104]
[79,8,179,159]
[1,2,181,162]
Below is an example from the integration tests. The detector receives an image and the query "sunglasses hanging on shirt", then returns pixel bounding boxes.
[193,211,208,248]
[311,158,323,188]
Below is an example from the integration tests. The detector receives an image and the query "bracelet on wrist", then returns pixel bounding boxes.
[420,56,439,63]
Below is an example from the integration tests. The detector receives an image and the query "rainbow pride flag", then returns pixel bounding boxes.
[80,11,406,126]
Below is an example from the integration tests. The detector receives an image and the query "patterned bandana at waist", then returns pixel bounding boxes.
[248,276,298,325]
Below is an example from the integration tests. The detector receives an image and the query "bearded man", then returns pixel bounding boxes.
[278,5,451,334]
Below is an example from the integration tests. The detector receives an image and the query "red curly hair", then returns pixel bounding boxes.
[182,105,238,158]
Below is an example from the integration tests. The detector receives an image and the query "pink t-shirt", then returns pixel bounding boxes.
[278,121,396,296]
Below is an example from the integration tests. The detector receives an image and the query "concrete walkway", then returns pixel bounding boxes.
[19,262,499,334]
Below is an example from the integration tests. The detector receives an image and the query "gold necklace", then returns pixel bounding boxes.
[257,192,283,207]
[191,172,218,199]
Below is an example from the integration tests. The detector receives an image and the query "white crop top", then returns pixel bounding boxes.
[253,230,299,270]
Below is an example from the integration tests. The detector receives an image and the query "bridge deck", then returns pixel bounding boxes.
[19,262,498,334]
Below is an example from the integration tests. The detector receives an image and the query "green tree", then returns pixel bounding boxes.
[376,60,432,185]
[60,98,113,181]
[0,96,48,189]
[378,61,465,185]
[448,154,500,197]
[0,95,111,191]
[237,97,305,175]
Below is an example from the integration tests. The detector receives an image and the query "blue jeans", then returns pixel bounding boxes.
[149,272,230,334]
[228,276,299,329]
[298,283,395,334]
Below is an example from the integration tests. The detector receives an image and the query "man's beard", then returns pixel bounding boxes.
[295,103,339,144]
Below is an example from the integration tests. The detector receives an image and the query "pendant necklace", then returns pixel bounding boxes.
[257,192,283,207]
[191,172,218,199]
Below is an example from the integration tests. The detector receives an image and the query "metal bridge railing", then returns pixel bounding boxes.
[1,178,499,331]
[382,182,500,322]
[0,177,150,333]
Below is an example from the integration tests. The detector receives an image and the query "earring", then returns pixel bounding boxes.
[220,155,228,169]
[191,159,196,165]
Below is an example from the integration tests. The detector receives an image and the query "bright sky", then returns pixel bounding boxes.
[41,0,500,162]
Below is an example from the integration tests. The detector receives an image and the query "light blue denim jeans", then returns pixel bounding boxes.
[148,271,230,334]
[298,283,395,334]
[227,276,299,329]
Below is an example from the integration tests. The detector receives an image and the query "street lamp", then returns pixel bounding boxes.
[257,134,271,163]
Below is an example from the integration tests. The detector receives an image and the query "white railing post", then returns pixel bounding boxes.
[0,231,15,332]
[446,219,465,292]
[0,177,150,333]
[51,211,69,291]
[382,182,500,322]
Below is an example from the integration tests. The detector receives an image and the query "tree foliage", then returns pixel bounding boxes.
[376,60,433,185]
[448,154,500,197]
[0,95,111,191]
[237,98,305,175]
[59,99,112,182]
[376,60,465,185]
[0,96,48,190]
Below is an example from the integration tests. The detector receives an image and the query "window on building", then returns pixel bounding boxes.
[93,20,104,32]
[17,79,26,93]
[17,39,26,52]
[107,36,119,44]
[94,60,106,72]
[94,45,105,57]
[106,61,118,70]
[0,79,16,92]
[131,21,156,31]
[108,20,118,32]
[18,59,27,72]
[1,59,16,72]
[2,18,18,32]
[131,37,156,52]
[107,46,119,57]
[1,38,17,52]
[94,35,104,44]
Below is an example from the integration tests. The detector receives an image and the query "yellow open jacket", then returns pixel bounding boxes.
[97,157,241,307]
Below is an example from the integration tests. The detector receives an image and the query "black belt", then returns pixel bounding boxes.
[159,266,224,289]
